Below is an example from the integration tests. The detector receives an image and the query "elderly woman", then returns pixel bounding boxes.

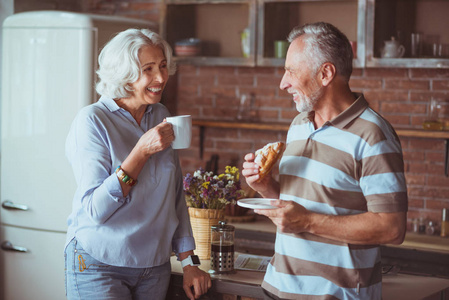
[64,28,211,300]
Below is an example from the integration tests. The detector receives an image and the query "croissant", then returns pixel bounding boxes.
[254,141,285,182]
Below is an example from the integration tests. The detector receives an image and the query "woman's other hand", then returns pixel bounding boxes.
[182,266,212,300]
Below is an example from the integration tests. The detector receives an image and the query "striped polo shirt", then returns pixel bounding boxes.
[262,93,408,299]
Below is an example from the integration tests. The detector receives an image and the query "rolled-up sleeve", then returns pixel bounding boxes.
[67,108,128,224]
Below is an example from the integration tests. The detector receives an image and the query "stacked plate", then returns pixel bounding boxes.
[175,38,201,57]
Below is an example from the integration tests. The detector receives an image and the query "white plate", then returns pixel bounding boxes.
[237,198,277,210]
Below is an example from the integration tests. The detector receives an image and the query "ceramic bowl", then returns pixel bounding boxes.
[175,38,201,56]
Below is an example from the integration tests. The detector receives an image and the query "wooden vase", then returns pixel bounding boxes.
[188,207,225,260]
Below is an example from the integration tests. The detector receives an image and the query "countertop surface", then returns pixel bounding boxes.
[170,215,449,299]
[229,215,449,254]
[170,255,449,300]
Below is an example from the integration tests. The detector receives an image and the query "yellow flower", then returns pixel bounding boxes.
[202,182,210,189]
[225,166,240,180]
[226,166,239,174]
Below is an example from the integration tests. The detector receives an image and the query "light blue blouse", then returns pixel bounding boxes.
[65,95,194,268]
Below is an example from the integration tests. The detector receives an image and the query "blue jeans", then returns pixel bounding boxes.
[65,238,171,300]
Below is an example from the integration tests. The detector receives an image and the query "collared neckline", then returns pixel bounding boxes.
[327,93,368,130]
[99,95,153,115]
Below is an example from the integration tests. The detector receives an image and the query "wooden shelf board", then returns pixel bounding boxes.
[192,120,290,131]
[395,129,449,139]
[193,120,449,139]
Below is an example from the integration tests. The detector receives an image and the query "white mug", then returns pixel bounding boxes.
[166,115,192,149]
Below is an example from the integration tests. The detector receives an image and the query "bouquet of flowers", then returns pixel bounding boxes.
[183,166,246,210]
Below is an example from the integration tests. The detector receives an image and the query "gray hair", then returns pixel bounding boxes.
[96,28,176,98]
[287,22,353,81]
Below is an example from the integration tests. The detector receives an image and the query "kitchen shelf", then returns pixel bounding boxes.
[366,58,449,69]
[161,0,449,68]
[160,0,257,66]
[256,0,363,67]
[193,119,449,138]
[193,120,449,176]
[395,128,449,139]
[365,0,449,68]
[193,119,290,131]
[193,120,289,158]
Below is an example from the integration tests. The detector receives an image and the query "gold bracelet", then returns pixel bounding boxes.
[115,166,137,187]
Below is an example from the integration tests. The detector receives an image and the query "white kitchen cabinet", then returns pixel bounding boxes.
[0,226,67,300]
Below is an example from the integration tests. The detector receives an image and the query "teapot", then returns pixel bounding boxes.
[381,37,405,58]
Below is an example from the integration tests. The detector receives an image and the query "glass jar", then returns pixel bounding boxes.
[418,217,426,234]
[423,97,444,130]
[426,221,435,235]
[412,218,419,233]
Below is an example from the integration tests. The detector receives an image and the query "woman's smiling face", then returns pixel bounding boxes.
[129,45,169,105]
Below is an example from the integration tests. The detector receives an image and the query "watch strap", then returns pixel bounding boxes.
[181,255,201,268]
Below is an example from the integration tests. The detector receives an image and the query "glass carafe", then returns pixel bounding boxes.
[209,221,235,274]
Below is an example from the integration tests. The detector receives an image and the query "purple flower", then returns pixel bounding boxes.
[183,166,245,209]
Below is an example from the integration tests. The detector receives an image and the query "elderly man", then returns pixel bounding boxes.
[242,22,407,300]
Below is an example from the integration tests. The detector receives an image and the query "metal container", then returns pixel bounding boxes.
[209,221,235,274]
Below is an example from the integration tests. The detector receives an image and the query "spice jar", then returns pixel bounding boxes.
[418,217,426,234]
[441,208,449,238]
[426,221,435,235]
[412,218,419,233]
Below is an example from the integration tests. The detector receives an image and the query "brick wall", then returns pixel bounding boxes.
[173,65,449,227]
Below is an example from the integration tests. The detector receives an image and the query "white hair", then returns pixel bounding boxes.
[287,22,353,81]
[96,28,176,98]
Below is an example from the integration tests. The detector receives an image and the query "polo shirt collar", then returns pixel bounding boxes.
[328,93,368,129]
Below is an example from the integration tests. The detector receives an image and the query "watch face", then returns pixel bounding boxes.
[191,255,200,265]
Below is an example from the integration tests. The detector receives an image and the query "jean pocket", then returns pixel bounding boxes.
[74,242,110,273]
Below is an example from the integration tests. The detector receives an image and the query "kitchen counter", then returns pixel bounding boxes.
[388,231,449,254]
[231,215,449,278]
[169,255,449,300]
[230,215,449,255]
[168,214,449,299]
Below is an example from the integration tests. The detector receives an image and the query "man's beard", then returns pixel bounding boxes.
[295,81,324,113]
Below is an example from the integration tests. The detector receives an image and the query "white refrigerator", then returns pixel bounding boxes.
[0,11,154,300]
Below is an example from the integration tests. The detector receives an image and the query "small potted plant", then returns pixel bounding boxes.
[183,166,245,259]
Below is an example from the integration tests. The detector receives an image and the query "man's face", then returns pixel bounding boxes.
[280,37,324,113]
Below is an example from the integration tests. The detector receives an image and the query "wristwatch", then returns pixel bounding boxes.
[181,255,201,268]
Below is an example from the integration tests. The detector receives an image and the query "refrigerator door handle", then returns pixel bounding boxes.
[1,200,29,211]
[1,241,29,253]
